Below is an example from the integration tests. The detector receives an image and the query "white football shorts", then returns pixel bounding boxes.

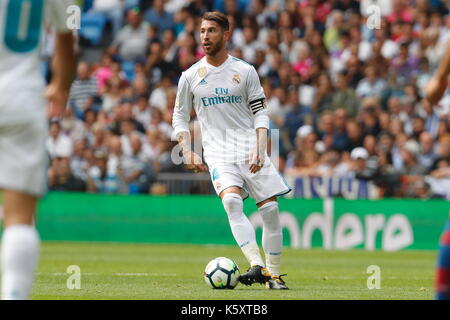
[209,156,291,204]
[0,110,47,197]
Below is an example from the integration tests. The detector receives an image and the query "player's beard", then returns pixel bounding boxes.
[204,38,225,57]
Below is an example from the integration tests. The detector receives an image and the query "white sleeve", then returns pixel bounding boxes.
[172,72,193,139]
[45,0,75,33]
[246,66,269,129]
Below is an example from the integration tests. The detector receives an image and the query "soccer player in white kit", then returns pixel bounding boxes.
[0,0,76,299]
[172,12,291,289]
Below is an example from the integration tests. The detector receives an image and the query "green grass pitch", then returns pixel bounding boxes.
[32,242,437,300]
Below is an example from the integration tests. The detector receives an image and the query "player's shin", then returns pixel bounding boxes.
[222,193,264,267]
[1,224,40,300]
[259,201,282,276]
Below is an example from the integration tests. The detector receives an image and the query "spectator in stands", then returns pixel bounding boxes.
[87,149,119,193]
[149,75,175,110]
[331,108,350,152]
[360,106,381,137]
[61,107,86,142]
[89,0,125,37]
[145,40,177,87]
[148,107,173,140]
[316,148,349,177]
[48,157,87,192]
[356,64,388,98]
[70,139,89,182]
[69,62,99,119]
[331,70,359,117]
[411,115,426,140]
[110,7,150,62]
[418,131,437,171]
[420,98,441,138]
[161,28,180,65]
[144,0,175,37]
[116,102,146,135]
[312,72,334,114]
[397,140,428,176]
[390,42,420,85]
[118,133,150,193]
[345,119,364,152]
[132,94,152,129]
[95,53,115,93]
[46,120,74,159]
[363,134,380,176]
[101,75,125,114]
[347,147,376,180]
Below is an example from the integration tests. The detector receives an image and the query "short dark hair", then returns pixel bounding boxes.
[201,11,229,31]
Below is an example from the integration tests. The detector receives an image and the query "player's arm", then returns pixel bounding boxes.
[45,31,77,118]
[45,0,77,118]
[247,67,270,174]
[172,73,208,172]
[250,126,268,174]
[425,39,450,105]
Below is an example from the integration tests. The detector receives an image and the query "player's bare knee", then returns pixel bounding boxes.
[256,196,277,208]
[219,186,242,199]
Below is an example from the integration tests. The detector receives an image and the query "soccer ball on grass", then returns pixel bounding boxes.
[204,257,240,289]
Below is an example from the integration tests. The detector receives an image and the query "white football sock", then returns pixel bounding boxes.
[259,201,282,276]
[1,224,40,300]
[222,193,264,267]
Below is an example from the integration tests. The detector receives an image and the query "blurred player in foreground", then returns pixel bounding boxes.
[172,12,291,289]
[424,40,450,300]
[0,0,76,299]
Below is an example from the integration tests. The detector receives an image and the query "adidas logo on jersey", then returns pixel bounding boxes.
[199,79,207,85]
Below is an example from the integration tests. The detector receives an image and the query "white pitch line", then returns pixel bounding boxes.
[37,272,176,277]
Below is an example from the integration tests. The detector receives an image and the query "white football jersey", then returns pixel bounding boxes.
[0,0,73,122]
[172,55,269,166]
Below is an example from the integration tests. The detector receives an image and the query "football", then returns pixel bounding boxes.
[204,257,240,289]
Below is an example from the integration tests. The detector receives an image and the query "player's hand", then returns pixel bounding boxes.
[424,75,448,106]
[249,150,264,174]
[45,84,69,118]
[183,150,208,173]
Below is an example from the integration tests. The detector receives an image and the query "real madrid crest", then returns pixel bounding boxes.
[232,73,241,85]
[198,66,207,78]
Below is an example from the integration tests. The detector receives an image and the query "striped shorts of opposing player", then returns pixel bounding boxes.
[436,220,450,300]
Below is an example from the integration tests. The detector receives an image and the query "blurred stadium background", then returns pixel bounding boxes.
[1,0,450,299]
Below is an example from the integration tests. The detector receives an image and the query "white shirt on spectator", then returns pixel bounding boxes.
[120,132,145,157]
[356,78,387,98]
[298,85,315,107]
[149,88,167,110]
[148,122,173,140]
[46,134,73,158]
[381,40,399,60]
[425,176,450,200]
[133,106,152,129]
[165,0,186,13]
[280,40,308,65]
[358,41,373,62]
[93,0,122,10]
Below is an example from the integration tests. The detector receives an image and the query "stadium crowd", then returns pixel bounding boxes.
[43,0,450,199]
